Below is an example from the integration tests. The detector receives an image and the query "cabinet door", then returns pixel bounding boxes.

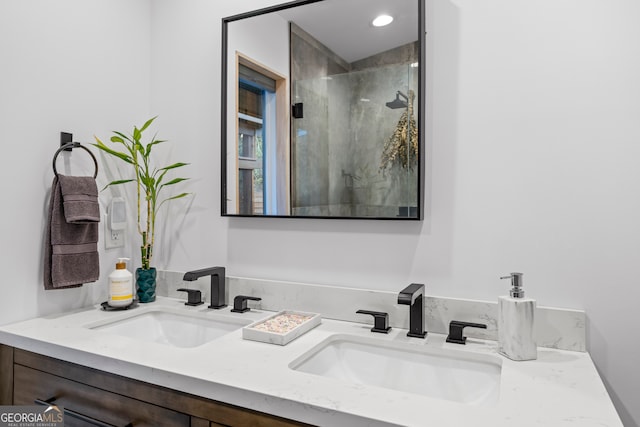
[0,344,12,405]
[191,417,228,427]
[13,348,312,427]
[14,365,189,427]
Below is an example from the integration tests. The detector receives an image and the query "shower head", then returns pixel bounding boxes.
[386,98,407,109]
[385,91,408,109]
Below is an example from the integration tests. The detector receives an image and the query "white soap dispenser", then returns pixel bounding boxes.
[108,258,133,307]
[498,272,537,361]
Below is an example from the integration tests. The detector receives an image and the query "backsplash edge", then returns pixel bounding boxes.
[156,271,585,352]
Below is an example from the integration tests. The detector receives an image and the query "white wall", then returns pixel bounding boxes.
[1,0,638,425]
[0,0,151,324]
[150,1,640,425]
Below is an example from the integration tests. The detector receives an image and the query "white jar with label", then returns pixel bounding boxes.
[108,258,133,307]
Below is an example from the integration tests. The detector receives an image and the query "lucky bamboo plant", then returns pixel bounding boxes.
[93,117,190,270]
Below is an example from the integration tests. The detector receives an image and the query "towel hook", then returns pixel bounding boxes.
[52,142,98,178]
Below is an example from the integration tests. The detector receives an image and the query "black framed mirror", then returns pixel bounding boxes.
[222,0,425,219]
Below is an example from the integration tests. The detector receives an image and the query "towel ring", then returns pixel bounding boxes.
[52,142,98,178]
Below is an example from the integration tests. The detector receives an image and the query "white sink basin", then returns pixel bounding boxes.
[289,334,502,406]
[89,309,250,348]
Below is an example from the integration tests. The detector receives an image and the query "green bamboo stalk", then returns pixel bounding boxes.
[92,117,191,271]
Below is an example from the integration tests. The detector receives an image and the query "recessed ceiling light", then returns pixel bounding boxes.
[372,14,393,27]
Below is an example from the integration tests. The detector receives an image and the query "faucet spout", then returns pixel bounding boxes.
[183,266,226,309]
[398,283,427,338]
[398,283,423,305]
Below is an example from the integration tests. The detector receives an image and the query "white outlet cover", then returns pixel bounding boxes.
[104,217,125,249]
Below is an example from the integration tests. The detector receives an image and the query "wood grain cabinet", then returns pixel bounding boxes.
[1,345,310,427]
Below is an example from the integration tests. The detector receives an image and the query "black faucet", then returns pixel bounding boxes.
[231,295,262,313]
[183,267,226,309]
[446,320,487,344]
[398,283,427,338]
[176,288,203,306]
[356,310,391,334]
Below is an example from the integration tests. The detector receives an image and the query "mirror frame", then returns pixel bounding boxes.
[221,0,425,220]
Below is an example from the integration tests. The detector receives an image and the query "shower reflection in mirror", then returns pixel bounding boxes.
[290,23,419,218]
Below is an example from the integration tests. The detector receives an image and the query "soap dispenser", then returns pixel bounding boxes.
[498,272,537,361]
[108,258,133,307]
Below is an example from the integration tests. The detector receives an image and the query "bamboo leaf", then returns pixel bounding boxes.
[145,139,165,157]
[166,192,190,201]
[160,177,189,187]
[100,179,135,191]
[139,116,157,133]
[159,162,189,171]
[135,141,145,157]
[158,193,191,209]
[92,139,133,164]
[110,136,124,144]
[112,131,133,144]
[155,169,168,187]
[133,127,141,141]
[140,175,155,191]
[93,135,110,146]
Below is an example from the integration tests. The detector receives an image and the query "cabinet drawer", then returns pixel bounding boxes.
[13,365,189,427]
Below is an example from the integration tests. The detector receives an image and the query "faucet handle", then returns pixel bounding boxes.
[177,288,203,306]
[231,295,262,313]
[446,320,487,344]
[356,310,392,334]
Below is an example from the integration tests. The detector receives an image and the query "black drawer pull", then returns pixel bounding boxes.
[35,398,133,427]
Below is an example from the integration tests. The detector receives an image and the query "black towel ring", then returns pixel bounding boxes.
[52,142,98,178]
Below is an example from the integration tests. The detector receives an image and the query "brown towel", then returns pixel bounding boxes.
[58,174,100,223]
[44,175,100,290]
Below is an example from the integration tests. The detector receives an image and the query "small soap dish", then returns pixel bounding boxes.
[100,300,138,311]
[242,310,321,345]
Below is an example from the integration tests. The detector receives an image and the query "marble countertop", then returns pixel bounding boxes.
[0,297,622,427]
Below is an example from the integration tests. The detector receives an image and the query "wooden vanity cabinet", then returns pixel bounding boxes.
[0,345,310,427]
[0,344,13,405]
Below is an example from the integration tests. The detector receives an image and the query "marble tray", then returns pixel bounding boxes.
[242,310,321,345]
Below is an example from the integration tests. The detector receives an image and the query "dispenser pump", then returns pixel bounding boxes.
[116,257,129,270]
[500,272,524,298]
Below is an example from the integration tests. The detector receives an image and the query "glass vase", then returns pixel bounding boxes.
[136,267,156,303]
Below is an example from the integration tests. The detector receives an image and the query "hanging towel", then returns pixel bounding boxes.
[58,174,100,223]
[44,174,100,290]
